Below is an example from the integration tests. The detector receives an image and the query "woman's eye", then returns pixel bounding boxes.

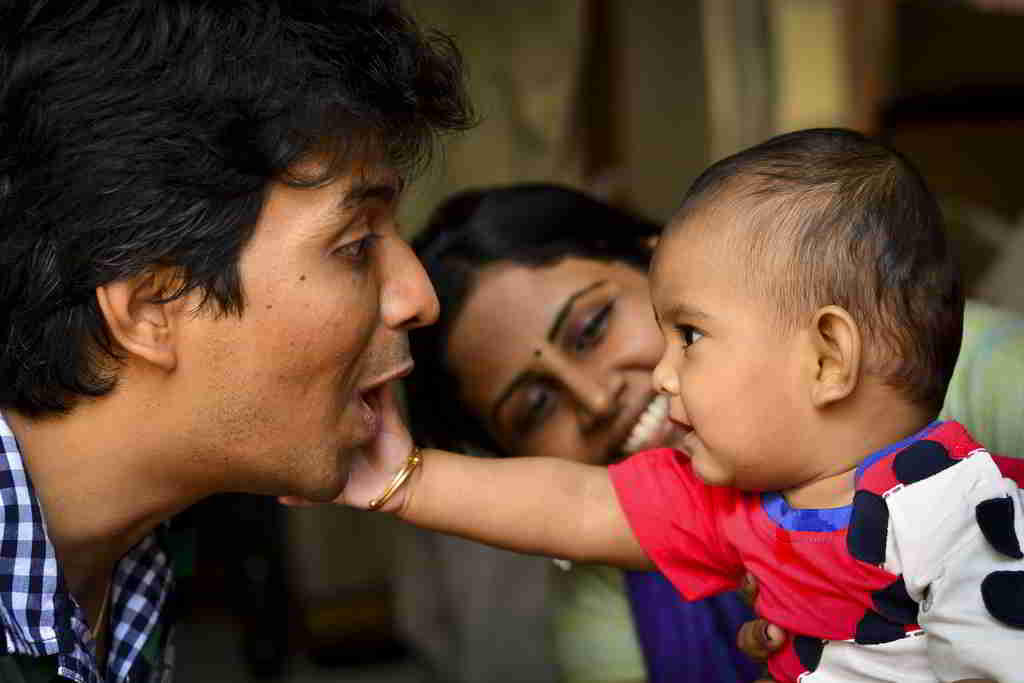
[515,383,555,433]
[677,324,704,348]
[573,302,613,352]
[334,234,379,263]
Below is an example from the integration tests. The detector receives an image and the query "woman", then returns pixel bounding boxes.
[398,183,1024,683]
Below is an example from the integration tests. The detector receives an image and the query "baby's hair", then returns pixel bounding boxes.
[672,128,963,413]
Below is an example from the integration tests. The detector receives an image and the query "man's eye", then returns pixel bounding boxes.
[573,302,613,352]
[334,234,379,263]
[677,324,704,347]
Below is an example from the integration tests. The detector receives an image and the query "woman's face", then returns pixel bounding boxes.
[446,257,688,465]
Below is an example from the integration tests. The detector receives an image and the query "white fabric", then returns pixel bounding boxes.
[884,450,1024,682]
[799,635,933,683]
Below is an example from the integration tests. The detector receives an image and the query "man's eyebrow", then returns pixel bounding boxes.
[340,176,405,210]
[547,280,607,342]
[489,279,609,428]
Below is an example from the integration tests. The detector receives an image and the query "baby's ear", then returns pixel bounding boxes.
[808,305,860,407]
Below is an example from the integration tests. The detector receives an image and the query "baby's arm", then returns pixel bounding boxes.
[400,450,652,569]
[341,384,653,569]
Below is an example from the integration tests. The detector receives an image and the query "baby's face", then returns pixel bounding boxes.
[649,219,819,491]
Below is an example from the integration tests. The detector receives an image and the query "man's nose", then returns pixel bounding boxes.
[380,236,440,330]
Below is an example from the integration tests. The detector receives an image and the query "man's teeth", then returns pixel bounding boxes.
[623,395,669,454]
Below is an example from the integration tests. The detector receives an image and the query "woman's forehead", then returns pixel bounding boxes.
[455,257,637,338]
[449,263,579,364]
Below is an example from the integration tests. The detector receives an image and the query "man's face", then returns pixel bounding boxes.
[175,160,438,501]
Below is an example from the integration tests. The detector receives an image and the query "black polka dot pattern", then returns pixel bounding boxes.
[794,635,825,672]
[976,496,1023,559]
[892,440,955,484]
[855,610,907,644]
[848,490,888,565]
[981,571,1024,628]
[872,576,919,625]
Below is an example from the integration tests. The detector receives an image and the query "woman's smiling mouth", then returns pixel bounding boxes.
[622,394,673,454]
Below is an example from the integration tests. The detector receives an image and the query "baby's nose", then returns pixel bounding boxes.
[652,357,679,396]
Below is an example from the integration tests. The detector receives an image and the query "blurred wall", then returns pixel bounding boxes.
[401,0,710,229]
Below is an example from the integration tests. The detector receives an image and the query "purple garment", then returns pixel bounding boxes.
[624,570,761,683]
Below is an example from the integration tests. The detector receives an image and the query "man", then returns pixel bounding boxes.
[0,1,471,681]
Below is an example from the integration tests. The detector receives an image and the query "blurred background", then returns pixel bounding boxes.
[176,1,1024,681]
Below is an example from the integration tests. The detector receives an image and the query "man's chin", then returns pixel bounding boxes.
[290,466,350,504]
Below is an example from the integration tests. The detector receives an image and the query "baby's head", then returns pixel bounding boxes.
[650,128,963,492]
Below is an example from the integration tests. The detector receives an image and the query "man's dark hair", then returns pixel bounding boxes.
[672,127,963,413]
[0,0,473,415]
[407,183,658,453]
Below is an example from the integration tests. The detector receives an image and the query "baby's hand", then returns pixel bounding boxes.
[340,382,419,512]
[279,382,419,512]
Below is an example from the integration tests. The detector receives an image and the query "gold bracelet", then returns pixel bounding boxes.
[368,447,422,511]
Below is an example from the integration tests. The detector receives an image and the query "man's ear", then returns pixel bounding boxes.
[808,305,860,408]
[94,270,184,372]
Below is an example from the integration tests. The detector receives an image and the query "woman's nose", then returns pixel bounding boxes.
[534,347,623,431]
[563,367,624,431]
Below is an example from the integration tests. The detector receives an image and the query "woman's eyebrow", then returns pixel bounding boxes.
[546,280,607,341]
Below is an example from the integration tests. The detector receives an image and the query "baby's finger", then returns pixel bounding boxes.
[376,381,406,436]
[737,618,785,662]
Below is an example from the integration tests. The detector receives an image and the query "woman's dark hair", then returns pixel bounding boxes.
[407,183,659,454]
[0,0,473,415]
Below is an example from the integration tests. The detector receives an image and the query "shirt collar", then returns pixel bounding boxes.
[761,420,943,532]
[0,412,173,683]
[854,420,942,481]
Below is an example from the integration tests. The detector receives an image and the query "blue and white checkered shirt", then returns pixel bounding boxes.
[0,413,175,683]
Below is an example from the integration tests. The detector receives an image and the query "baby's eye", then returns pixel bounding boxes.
[676,324,704,348]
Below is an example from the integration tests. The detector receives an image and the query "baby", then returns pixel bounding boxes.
[340,128,1024,682]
